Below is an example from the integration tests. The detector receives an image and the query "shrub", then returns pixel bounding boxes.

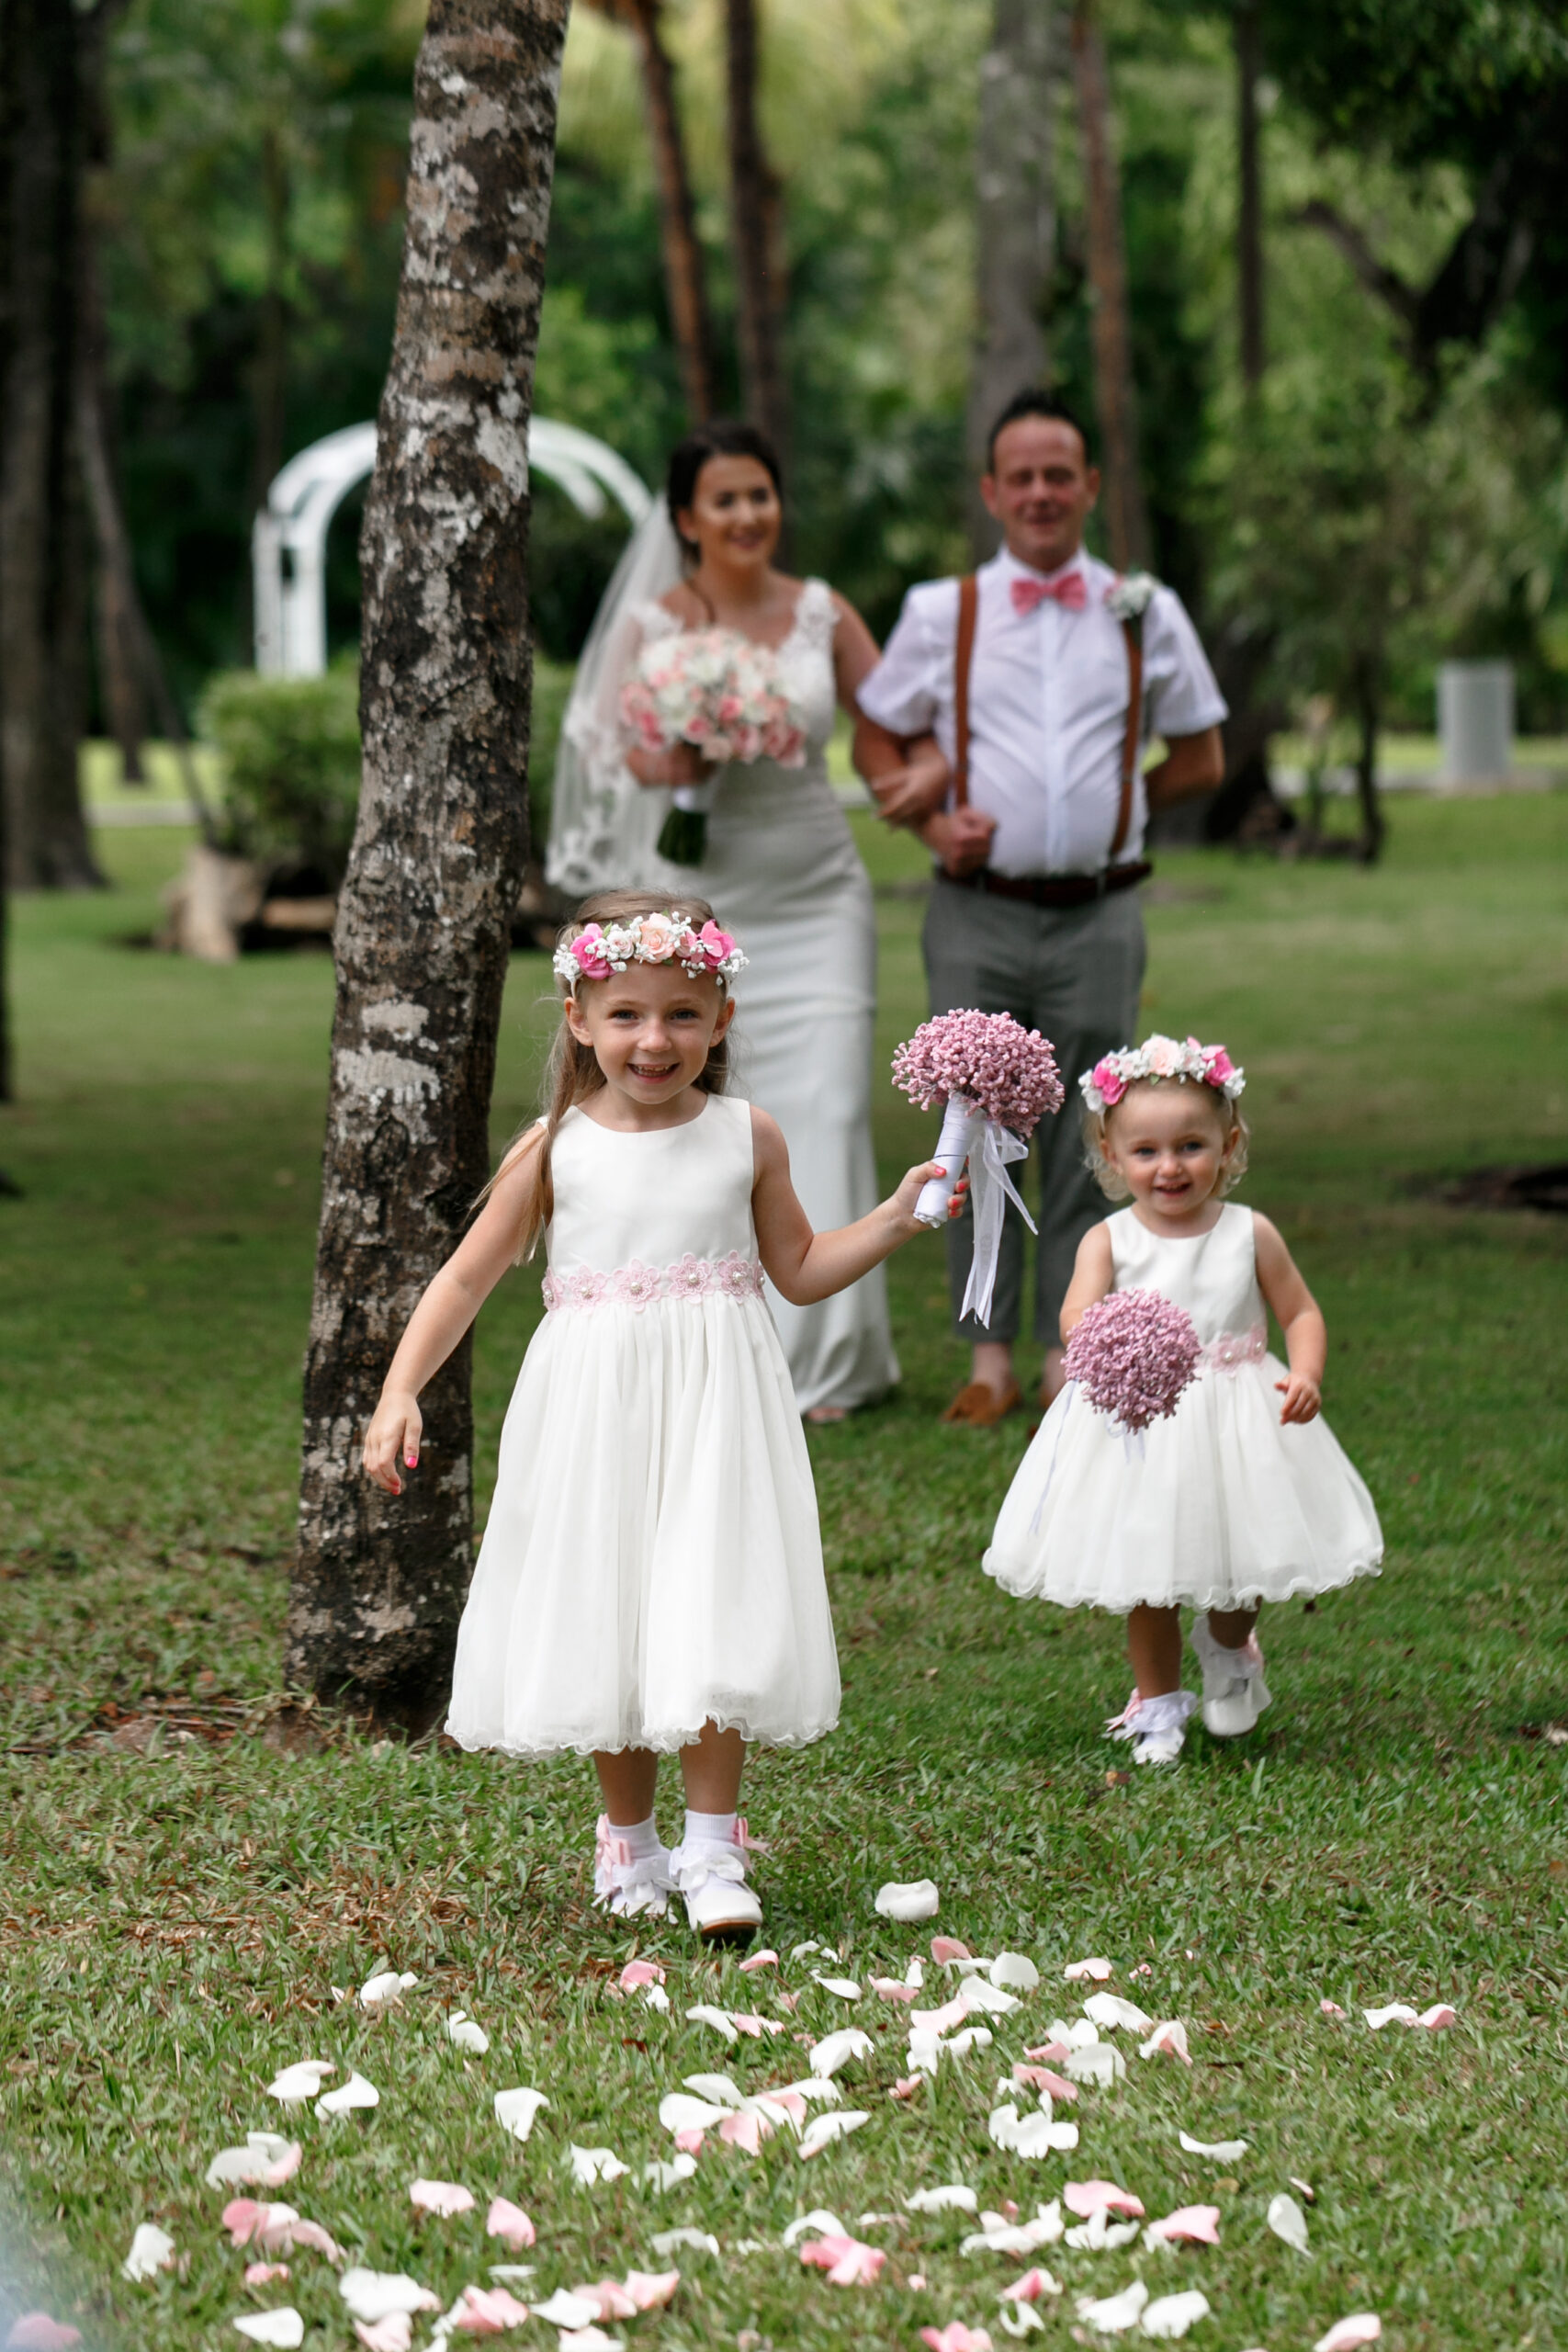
[199,662,363,883]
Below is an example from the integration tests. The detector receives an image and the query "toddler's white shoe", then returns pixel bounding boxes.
[592,1815,673,1921]
[1191,1616,1272,1738]
[669,1819,765,1944]
[1106,1687,1198,1767]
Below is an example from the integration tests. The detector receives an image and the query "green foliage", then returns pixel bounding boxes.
[198,663,362,879]
[525,654,575,848]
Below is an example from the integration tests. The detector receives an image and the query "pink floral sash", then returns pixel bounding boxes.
[1200,1323,1267,1373]
[542,1251,766,1313]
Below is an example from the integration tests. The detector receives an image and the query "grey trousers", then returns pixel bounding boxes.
[923,876,1147,1348]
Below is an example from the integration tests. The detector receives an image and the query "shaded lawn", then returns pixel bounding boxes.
[2,797,1566,2349]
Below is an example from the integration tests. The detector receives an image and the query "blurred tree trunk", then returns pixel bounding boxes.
[241,121,290,656]
[1235,0,1264,390]
[966,0,1055,560]
[1349,650,1385,862]
[288,0,568,1724]
[0,0,103,891]
[1069,0,1148,571]
[606,0,716,424]
[725,0,789,462]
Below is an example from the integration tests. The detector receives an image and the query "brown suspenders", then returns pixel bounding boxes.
[952,571,1143,864]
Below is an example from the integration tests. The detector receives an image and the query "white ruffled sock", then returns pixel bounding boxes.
[610,1814,664,1861]
[682,1808,738,1849]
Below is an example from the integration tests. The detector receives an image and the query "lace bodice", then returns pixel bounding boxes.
[631,577,840,768]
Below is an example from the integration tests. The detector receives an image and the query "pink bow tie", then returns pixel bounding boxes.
[1010,570,1086,615]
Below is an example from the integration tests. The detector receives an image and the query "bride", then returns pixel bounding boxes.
[547,419,942,1420]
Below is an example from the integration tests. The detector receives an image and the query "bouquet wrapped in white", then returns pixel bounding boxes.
[620,626,807,865]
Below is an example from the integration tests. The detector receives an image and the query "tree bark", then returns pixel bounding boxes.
[1068,0,1149,571]
[0,0,102,891]
[288,0,569,1723]
[966,0,1055,560]
[725,0,789,462]
[611,0,716,424]
[1235,0,1264,390]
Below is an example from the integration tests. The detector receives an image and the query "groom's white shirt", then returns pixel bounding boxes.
[857,546,1227,877]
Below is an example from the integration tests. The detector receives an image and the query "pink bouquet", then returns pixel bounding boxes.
[891,1010,1063,1325]
[1063,1287,1201,1434]
[621,626,807,865]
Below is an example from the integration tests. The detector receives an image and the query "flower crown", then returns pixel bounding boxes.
[1080,1034,1245,1114]
[552,912,747,989]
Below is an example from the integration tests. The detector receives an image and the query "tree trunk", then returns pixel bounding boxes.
[1235,0,1264,390]
[1350,651,1385,864]
[1068,0,1149,571]
[618,0,716,423]
[725,0,789,462]
[287,0,568,1724]
[966,0,1055,560]
[0,0,102,891]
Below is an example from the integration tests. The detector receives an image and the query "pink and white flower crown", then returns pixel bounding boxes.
[552,911,747,989]
[1080,1033,1244,1114]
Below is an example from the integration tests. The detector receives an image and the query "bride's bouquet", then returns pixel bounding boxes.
[620,626,807,865]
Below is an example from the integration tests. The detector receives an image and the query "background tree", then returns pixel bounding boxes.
[287,0,570,1721]
[725,0,790,459]
[965,0,1055,559]
[1068,0,1148,569]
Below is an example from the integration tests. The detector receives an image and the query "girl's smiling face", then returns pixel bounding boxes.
[1102,1080,1240,1225]
[565,961,734,1120]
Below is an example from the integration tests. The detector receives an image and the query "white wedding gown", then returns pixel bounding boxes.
[626,580,899,1413]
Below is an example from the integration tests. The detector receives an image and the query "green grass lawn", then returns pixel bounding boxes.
[2,797,1567,2352]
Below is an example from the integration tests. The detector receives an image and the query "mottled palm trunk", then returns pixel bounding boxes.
[621,0,716,422]
[725,0,789,462]
[967,0,1055,558]
[288,0,570,1722]
[1069,0,1148,571]
[0,0,101,891]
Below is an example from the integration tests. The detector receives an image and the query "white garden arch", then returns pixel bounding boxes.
[253,417,652,676]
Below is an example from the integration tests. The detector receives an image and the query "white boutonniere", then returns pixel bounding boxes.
[1105,571,1160,622]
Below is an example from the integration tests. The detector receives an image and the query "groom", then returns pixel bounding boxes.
[854,390,1226,1424]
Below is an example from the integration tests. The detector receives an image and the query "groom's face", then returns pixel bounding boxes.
[981,418,1100,575]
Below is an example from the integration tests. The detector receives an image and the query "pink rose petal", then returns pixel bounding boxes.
[931,1937,973,1963]
[919,2327,994,2352]
[718,2110,767,2155]
[410,2181,475,2219]
[1064,2179,1145,2220]
[739,1950,778,1973]
[1024,2041,1071,2064]
[1418,2004,1457,2030]
[1320,1999,1348,2018]
[1147,2205,1221,2245]
[243,2266,292,2288]
[485,2199,536,2251]
[450,2286,530,2334]
[566,2283,637,2324]
[1011,2064,1077,2101]
[624,2271,680,2312]
[1000,2269,1058,2302]
[889,2075,923,2100]
[870,1978,921,2005]
[1140,2019,1192,2064]
[799,2235,886,2288]
[617,1960,664,1990]
[6,2319,83,2352]
[353,2320,412,2352]
[1314,2320,1382,2352]
[673,2127,705,2154]
[1064,1958,1115,1982]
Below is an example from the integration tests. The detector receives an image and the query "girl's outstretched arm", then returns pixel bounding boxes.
[750,1107,945,1305]
[1253,1212,1327,1424]
[363,1132,544,1494]
[1058,1222,1115,1343]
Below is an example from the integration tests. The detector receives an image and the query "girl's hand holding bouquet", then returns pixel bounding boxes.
[620,626,807,865]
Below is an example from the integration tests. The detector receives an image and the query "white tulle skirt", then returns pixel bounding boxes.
[984,1351,1383,1615]
[446,1295,841,1758]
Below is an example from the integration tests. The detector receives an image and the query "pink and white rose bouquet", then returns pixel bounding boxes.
[620,626,807,865]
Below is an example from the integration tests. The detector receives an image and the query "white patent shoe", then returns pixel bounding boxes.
[1106,1687,1198,1767]
[668,1819,765,1943]
[592,1815,673,1921]
[1191,1617,1272,1739]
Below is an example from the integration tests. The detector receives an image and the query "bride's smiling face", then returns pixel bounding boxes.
[676,454,782,573]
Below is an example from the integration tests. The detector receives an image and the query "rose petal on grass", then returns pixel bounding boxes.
[1066,2212,1143,2253]
[683,2071,746,2105]
[1064,1959,1115,1982]
[642,2156,698,2190]
[244,2267,290,2289]
[890,2075,924,2100]
[988,2106,1079,2158]
[641,1984,671,2013]
[810,2027,874,2078]
[1066,2043,1126,2086]
[782,2210,849,2247]
[989,1953,1041,1993]
[527,2291,600,2330]
[558,2331,622,2352]
[718,2110,767,2155]
[959,2203,1064,2257]
[617,1960,664,1990]
[813,1974,863,2001]
[1320,1998,1348,2018]
[958,1977,1021,2018]
[1075,2280,1150,2335]
[565,2283,637,2324]
[651,2229,717,2257]
[411,2180,475,2218]
[232,2311,303,2347]
[121,2223,176,2282]
[1140,2290,1211,2338]
[1419,2004,1457,2030]
[728,2012,784,2038]
[799,2234,886,2286]
[266,2062,333,2104]
[931,1937,973,1963]
[568,2145,629,2185]
[6,2320,83,2352]
[1024,2041,1071,2064]
[685,2004,739,2041]
[353,2318,412,2352]
[1144,2208,1219,2246]
[1267,2193,1310,2252]
[912,1996,970,2036]
[450,2287,531,2334]
[1012,2064,1077,2101]
[798,2110,871,2159]
[660,2092,732,2137]
[493,2087,549,2143]
[875,1880,941,1921]
[871,1977,921,2004]
[1065,2182,1145,2220]
[999,2267,1062,2301]
[919,2326,994,2352]
[1363,2005,1419,2030]
[1314,2319,1382,2352]
[998,2311,1046,2339]
[1138,2022,1190,2064]
[316,2071,378,2117]
[206,2136,303,2191]
[739,1948,778,1973]
[447,2012,490,2055]
[339,2272,440,2324]
[485,2199,535,2251]
[358,1971,418,2010]
[790,1941,827,1961]
[1084,1994,1153,2033]
[624,2271,680,2311]
[1177,2132,1247,2161]
[906,2185,979,2214]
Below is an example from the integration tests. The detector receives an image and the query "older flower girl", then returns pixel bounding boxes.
[363,889,945,1939]
[984,1035,1382,1764]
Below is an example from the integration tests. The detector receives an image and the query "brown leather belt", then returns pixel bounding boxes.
[937,860,1152,909]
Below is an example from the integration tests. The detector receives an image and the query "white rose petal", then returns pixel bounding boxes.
[797,2109,871,2159]
[122,2223,175,2282]
[1363,2005,1419,2030]
[568,2144,629,2185]
[642,2156,699,2190]
[809,2028,874,2078]
[446,2011,490,2054]
[1314,2320,1382,2352]
[874,1879,941,1921]
[232,2311,303,2347]
[905,2184,979,2213]
[266,2061,333,2104]
[316,2070,378,2117]
[1267,2193,1310,2253]
[409,2179,474,2218]
[1083,1994,1153,2033]
[1077,2279,1151,2335]
[650,2228,719,2256]
[684,2003,739,2041]
[990,1953,1041,1992]
[781,2209,850,2246]
[358,1970,418,2010]
[813,1975,863,2001]
[529,2291,600,2329]
[339,2271,440,2324]
[493,2087,549,2143]
[1064,1958,1115,1982]
[1066,2042,1126,2086]
[1141,2290,1211,2339]
[1177,2133,1247,2162]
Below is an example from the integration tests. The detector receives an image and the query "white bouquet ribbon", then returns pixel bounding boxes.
[913,1092,1037,1329]
[671,778,715,817]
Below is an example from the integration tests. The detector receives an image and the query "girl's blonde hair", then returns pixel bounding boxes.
[1083,1077,1251,1203]
[485,888,734,1261]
